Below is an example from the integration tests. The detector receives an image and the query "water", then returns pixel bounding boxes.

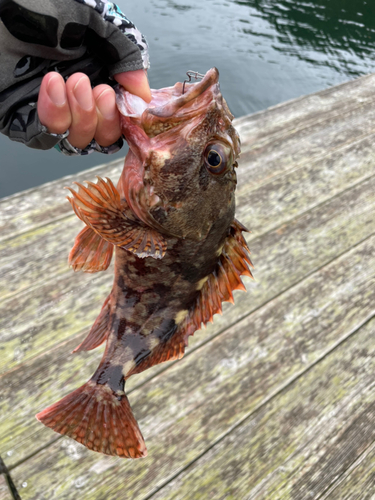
[0,0,374,199]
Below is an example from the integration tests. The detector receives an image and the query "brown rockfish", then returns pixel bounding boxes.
[36,68,253,459]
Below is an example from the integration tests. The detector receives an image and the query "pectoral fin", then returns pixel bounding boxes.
[66,177,167,259]
[69,226,114,273]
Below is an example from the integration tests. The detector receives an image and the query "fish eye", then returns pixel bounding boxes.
[204,143,232,175]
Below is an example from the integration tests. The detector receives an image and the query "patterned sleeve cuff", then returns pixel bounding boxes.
[55,136,124,156]
[74,0,150,70]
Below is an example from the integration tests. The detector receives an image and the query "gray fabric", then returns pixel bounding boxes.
[0,0,148,151]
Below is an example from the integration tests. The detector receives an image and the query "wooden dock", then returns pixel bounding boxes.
[0,72,374,500]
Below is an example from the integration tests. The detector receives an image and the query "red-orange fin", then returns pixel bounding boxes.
[66,176,167,260]
[36,380,146,459]
[128,336,186,377]
[73,294,111,353]
[69,226,114,273]
[179,219,253,345]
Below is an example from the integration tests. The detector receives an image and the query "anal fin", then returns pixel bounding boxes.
[69,226,113,273]
[179,218,254,345]
[128,336,186,377]
[73,294,111,353]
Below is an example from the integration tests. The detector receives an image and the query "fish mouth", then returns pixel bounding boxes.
[146,67,221,118]
[116,68,225,133]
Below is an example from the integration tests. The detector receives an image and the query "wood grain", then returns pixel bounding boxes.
[320,442,375,499]
[0,475,12,500]
[148,319,375,500]
[4,233,375,499]
[0,159,123,244]
[235,72,375,152]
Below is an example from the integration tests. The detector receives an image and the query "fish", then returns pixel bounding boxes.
[36,68,253,459]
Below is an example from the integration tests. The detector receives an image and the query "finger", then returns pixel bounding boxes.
[65,73,97,149]
[114,69,152,103]
[37,72,71,134]
[93,85,121,147]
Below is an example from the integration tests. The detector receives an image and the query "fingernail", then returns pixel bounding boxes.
[73,76,93,111]
[47,75,66,106]
[97,89,116,120]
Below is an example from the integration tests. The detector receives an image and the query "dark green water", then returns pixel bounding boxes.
[0,0,374,198]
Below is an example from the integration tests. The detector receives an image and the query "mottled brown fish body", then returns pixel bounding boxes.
[36,68,253,459]
[93,208,234,385]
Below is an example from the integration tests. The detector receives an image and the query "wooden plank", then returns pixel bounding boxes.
[0,475,13,500]
[320,442,375,499]
[0,158,123,245]
[1,73,375,243]
[0,216,84,301]
[0,456,19,500]
[1,173,374,467]
[147,319,375,500]
[1,171,374,377]
[235,132,375,235]
[0,271,112,375]
[4,234,375,498]
[235,72,375,149]
[235,85,375,188]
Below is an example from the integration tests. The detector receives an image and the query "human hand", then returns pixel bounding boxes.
[37,70,151,149]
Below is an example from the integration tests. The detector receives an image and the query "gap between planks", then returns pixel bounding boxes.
[238,93,375,157]
[0,457,20,500]
[243,170,375,246]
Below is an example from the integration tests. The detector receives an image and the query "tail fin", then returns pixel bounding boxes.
[69,226,114,273]
[36,380,147,459]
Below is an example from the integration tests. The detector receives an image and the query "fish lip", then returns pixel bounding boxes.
[116,68,221,121]
[181,67,220,97]
[146,68,220,119]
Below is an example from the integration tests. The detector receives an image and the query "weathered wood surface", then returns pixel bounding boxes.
[0,476,11,500]
[0,73,375,499]
[320,443,375,499]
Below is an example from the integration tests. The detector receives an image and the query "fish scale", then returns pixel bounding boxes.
[36,68,253,459]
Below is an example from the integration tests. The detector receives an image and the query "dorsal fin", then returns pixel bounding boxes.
[69,226,114,273]
[178,219,253,345]
[128,219,253,376]
[66,176,167,260]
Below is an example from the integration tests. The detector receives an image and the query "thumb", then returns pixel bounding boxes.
[114,69,152,103]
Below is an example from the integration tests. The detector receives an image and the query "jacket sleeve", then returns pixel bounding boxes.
[0,0,149,151]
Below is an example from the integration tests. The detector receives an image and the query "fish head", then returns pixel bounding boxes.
[116,67,241,241]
